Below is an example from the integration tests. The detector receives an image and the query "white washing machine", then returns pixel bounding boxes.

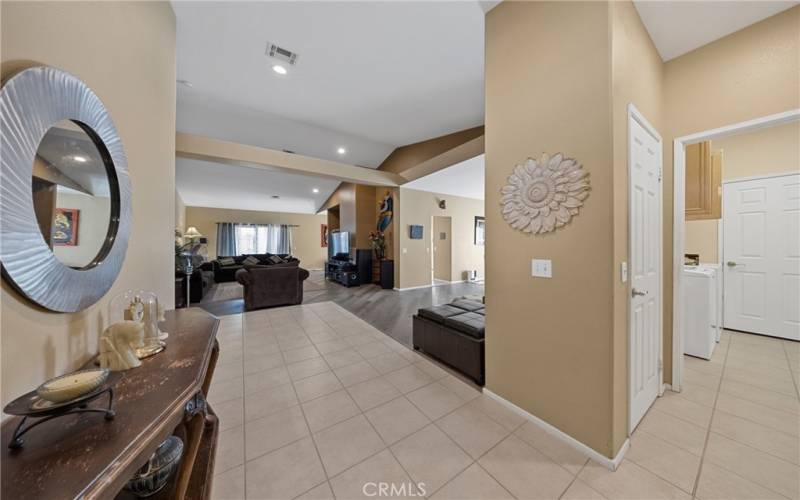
[695,264,722,342]
[684,266,717,359]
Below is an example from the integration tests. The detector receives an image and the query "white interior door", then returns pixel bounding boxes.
[629,108,662,432]
[723,173,800,340]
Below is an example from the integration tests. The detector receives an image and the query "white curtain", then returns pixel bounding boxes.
[234,224,292,254]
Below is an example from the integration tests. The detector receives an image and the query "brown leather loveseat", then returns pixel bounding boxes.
[235,263,310,311]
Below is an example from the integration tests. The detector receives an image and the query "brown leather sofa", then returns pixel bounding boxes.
[412,299,485,385]
[235,263,310,311]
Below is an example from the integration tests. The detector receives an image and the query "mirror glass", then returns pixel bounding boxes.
[32,119,115,269]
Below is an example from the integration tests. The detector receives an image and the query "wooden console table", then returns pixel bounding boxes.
[1,308,220,500]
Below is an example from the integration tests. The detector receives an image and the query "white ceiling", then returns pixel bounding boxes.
[403,154,484,201]
[174,1,793,214]
[633,1,798,61]
[173,1,486,213]
[173,1,485,163]
[177,159,339,214]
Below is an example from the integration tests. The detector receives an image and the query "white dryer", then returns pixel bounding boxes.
[684,266,717,359]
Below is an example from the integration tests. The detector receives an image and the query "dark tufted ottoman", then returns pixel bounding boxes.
[412,299,485,385]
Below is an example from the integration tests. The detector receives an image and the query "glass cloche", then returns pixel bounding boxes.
[108,290,167,358]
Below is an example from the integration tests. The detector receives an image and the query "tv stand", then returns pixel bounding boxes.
[326,250,372,287]
[326,259,359,287]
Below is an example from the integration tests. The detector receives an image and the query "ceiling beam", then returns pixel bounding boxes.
[176,133,404,187]
[396,135,484,183]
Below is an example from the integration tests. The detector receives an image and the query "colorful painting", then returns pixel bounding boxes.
[53,208,79,246]
[320,224,328,247]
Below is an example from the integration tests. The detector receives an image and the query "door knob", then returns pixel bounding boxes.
[726,261,741,267]
[632,288,648,297]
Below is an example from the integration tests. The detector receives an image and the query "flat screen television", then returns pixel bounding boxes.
[328,232,350,260]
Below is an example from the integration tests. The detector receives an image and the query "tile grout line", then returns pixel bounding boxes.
[216,301,514,498]
[781,341,800,400]
[237,313,248,500]
[690,331,731,499]
[319,328,427,496]
[654,393,799,446]
[557,460,591,500]
[287,307,340,496]
[695,335,799,500]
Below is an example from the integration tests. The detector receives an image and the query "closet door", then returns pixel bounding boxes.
[723,173,800,340]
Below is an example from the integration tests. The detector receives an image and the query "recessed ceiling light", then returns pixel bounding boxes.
[312,188,320,194]
[177,79,193,87]
[73,155,87,163]
[336,147,346,155]
[271,195,280,199]
[272,65,287,75]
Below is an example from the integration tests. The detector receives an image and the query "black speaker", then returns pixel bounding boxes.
[336,270,356,287]
[356,249,372,285]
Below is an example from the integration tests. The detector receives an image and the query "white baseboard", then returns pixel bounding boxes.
[394,279,483,292]
[482,388,629,471]
[394,284,433,291]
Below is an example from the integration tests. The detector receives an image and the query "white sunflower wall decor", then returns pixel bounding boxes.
[500,152,590,234]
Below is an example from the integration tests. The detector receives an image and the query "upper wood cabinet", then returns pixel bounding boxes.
[685,141,722,220]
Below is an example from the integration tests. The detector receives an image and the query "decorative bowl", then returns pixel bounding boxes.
[36,368,109,403]
[125,435,184,497]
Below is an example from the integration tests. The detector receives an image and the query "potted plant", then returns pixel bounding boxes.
[368,231,386,261]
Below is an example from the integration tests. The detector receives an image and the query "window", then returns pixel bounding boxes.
[234,224,292,254]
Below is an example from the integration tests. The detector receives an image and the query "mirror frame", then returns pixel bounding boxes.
[0,66,132,312]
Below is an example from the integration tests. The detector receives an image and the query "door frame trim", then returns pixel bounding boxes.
[671,108,800,391]
[627,103,663,434]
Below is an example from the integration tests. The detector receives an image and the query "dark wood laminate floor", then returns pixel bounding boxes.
[197,271,484,346]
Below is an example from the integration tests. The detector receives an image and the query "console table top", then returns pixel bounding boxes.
[1,307,219,500]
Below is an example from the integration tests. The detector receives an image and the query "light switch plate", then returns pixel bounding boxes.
[620,262,628,283]
[531,259,552,278]
[402,248,408,254]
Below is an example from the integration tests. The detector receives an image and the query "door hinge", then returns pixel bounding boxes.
[658,358,663,371]
[658,167,662,182]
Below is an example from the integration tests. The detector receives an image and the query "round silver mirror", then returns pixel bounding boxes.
[0,67,131,312]
[33,119,118,269]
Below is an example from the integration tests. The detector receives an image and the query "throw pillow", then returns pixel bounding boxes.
[243,255,260,266]
[218,257,236,266]
[267,255,284,264]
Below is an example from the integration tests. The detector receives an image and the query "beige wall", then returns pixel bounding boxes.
[175,189,186,233]
[1,2,176,409]
[486,1,618,457]
[185,206,328,269]
[663,6,800,384]
[355,184,377,249]
[714,121,800,180]
[397,188,484,289]
[684,121,800,263]
[52,193,112,268]
[319,182,357,251]
[609,0,664,452]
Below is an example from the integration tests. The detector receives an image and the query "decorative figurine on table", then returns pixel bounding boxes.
[108,290,167,364]
[98,321,144,371]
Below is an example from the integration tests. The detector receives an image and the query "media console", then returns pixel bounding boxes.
[325,250,372,287]
[326,259,359,287]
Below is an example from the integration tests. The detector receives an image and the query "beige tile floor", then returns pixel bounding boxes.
[208,302,800,499]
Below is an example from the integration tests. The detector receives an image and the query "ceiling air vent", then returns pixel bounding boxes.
[266,42,298,66]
